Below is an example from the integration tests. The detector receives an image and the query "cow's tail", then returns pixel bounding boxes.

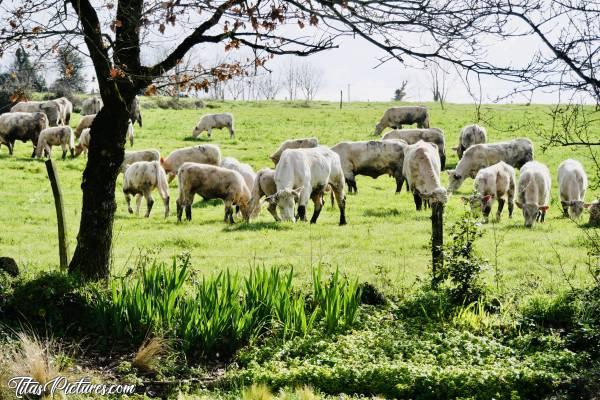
[177,166,188,206]
[68,128,75,150]
[248,169,265,218]
[156,161,170,201]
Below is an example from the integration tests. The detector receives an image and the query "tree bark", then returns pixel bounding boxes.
[68,94,134,280]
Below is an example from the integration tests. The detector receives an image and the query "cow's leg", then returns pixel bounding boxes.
[7,141,14,155]
[267,203,280,221]
[135,194,143,216]
[310,192,324,224]
[207,128,212,138]
[185,205,192,221]
[176,199,183,222]
[507,185,515,219]
[145,192,154,218]
[395,174,405,193]
[297,205,306,222]
[229,126,234,139]
[440,153,446,171]
[332,185,347,226]
[540,210,546,223]
[125,193,134,214]
[423,197,430,210]
[61,143,67,160]
[561,201,569,217]
[496,198,505,221]
[224,200,235,224]
[413,190,423,211]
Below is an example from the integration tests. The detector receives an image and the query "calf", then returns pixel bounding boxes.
[74,128,91,157]
[270,137,319,165]
[161,144,222,182]
[331,140,406,194]
[454,124,487,159]
[403,140,447,210]
[266,147,346,225]
[75,114,95,138]
[0,112,49,157]
[465,161,515,222]
[220,157,256,191]
[81,97,103,115]
[248,168,279,221]
[192,113,234,139]
[176,163,250,223]
[121,149,161,173]
[373,106,430,136]
[123,161,170,218]
[516,161,551,228]
[557,159,588,219]
[35,126,75,159]
[382,128,446,170]
[54,97,73,125]
[447,138,534,192]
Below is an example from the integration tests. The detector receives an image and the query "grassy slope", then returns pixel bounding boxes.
[0,100,597,291]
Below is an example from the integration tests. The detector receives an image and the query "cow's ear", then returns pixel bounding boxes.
[539,205,549,212]
[482,195,493,203]
[160,156,165,164]
[515,201,522,209]
[584,203,593,209]
[292,186,303,200]
[446,169,455,176]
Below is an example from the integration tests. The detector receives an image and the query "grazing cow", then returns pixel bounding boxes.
[270,137,319,165]
[121,149,161,173]
[176,163,251,223]
[447,138,534,192]
[192,113,234,139]
[74,128,91,157]
[220,157,256,191]
[0,112,49,157]
[516,161,551,228]
[130,96,142,127]
[11,100,61,127]
[161,144,222,182]
[248,168,279,221]
[35,126,75,159]
[403,140,447,210]
[464,161,515,222]
[382,128,446,170]
[54,97,73,125]
[75,114,96,138]
[331,140,407,194]
[454,124,487,159]
[557,159,588,219]
[266,147,347,225]
[373,106,430,136]
[81,97,103,115]
[122,161,170,218]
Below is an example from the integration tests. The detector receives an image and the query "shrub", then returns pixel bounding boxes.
[520,292,578,329]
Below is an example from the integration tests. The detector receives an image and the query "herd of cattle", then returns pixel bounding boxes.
[0,99,597,228]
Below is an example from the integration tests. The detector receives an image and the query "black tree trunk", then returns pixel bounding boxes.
[68,94,134,280]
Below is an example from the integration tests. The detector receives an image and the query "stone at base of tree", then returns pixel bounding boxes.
[0,257,19,277]
[589,201,600,227]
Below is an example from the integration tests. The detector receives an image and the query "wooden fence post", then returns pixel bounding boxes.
[339,90,343,110]
[45,159,69,270]
[431,201,444,287]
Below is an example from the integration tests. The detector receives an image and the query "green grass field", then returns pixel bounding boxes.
[1,100,597,292]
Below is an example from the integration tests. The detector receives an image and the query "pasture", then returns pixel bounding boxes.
[0,99,597,293]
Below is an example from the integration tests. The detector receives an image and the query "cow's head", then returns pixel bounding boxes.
[266,187,303,222]
[516,201,547,228]
[446,169,463,192]
[565,200,585,219]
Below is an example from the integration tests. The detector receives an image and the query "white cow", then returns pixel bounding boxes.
[447,138,534,192]
[465,161,515,222]
[557,159,588,219]
[266,147,347,225]
[122,160,170,218]
[161,144,222,182]
[35,126,75,159]
[516,161,551,228]
[373,106,430,135]
[403,140,447,210]
[121,149,161,173]
[248,168,279,221]
[192,113,234,139]
[382,128,446,170]
[270,137,319,165]
[454,124,487,159]
[220,157,256,191]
